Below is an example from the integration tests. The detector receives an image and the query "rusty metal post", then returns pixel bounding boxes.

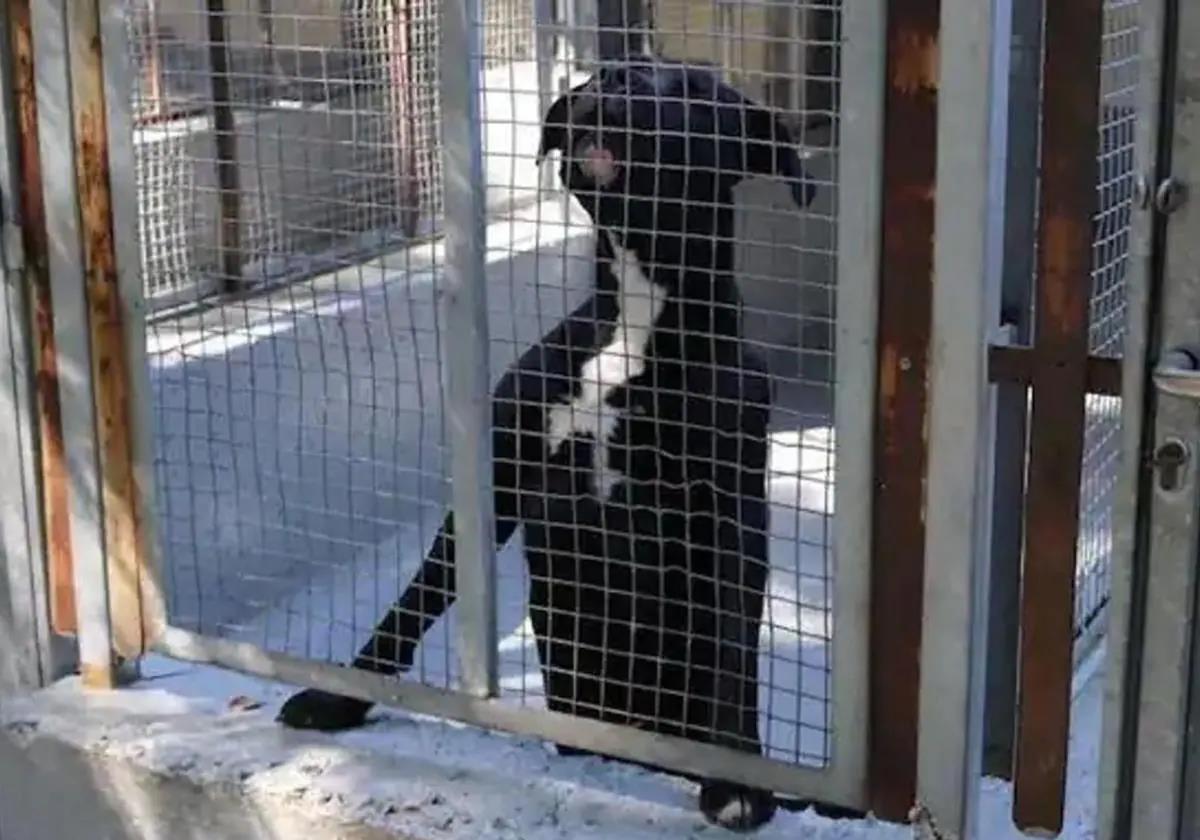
[8,0,75,638]
[869,0,940,821]
[1011,0,1104,832]
[206,0,242,289]
[390,0,421,238]
[65,0,159,667]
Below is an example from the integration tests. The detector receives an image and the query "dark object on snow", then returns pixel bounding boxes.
[278,58,816,832]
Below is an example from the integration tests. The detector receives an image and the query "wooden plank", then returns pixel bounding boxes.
[9,0,75,636]
[988,345,1123,395]
[869,0,940,821]
[67,0,151,659]
[1012,0,1104,831]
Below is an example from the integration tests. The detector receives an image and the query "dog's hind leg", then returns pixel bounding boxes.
[696,385,776,832]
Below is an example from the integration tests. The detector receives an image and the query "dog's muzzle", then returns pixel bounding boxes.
[574,138,619,187]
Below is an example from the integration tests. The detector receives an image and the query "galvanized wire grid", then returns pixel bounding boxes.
[477,2,841,767]
[132,0,840,771]
[1076,0,1139,650]
[136,0,529,683]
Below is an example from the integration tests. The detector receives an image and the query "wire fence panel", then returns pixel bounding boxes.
[1076,0,1140,655]
[125,0,534,310]
[123,0,856,803]
[130,0,505,690]
[466,1,842,770]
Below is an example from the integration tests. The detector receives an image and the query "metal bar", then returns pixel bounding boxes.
[155,625,835,800]
[9,0,74,637]
[533,0,556,193]
[829,0,885,808]
[390,0,421,238]
[31,0,114,688]
[1108,3,1195,836]
[438,0,497,699]
[0,242,48,693]
[66,0,153,662]
[987,346,1123,395]
[206,0,242,291]
[1011,0,1104,831]
[0,0,52,692]
[868,0,940,820]
[915,0,1002,832]
[99,0,167,645]
[1096,2,1173,837]
[1184,533,1200,840]
[983,0,1042,780]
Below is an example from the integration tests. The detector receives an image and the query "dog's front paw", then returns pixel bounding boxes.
[277,688,372,731]
[699,780,777,832]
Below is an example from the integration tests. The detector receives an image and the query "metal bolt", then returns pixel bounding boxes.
[1155,177,1187,215]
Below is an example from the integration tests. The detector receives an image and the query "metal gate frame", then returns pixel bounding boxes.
[18,0,891,816]
[5,0,1078,836]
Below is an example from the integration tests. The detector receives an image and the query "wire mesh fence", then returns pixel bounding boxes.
[125,0,539,311]
[1076,0,1139,654]
[131,0,845,779]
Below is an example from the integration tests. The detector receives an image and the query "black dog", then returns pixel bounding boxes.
[278,58,815,831]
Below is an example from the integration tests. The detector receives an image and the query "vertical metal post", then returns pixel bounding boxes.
[439,0,497,698]
[1012,0,1103,830]
[66,0,157,663]
[1096,0,1173,834]
[30,0,115,688]
[916,0,1001,834]
[983,0,1042,781]
[869,0,939,820]
[534,0,557,193]
[0,0,54,693]
[9,0,76,639]
[100,0,167,645]
[827,0,884,806]
[206,0,242,290]
[596,0,640,59]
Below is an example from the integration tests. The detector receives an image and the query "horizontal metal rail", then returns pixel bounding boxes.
[155,625,837,802]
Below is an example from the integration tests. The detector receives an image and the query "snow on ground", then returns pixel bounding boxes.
[0,648,1103,839]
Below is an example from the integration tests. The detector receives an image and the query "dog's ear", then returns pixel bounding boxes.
[744,107,817,208]
[713,93,817,209]
[537,91,573,164]
[537,77,602,165]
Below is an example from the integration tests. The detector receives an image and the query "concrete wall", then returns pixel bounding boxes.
[0,724,401,840]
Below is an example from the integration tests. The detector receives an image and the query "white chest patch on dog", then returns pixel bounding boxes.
[546,230,665,499]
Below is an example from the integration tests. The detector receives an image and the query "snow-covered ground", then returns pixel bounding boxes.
[0,647,1104,839]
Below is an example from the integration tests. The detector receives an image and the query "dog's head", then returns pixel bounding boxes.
[537,60,816,236]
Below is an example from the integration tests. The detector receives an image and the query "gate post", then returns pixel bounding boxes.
[915,0,1005,834]
[439,0,498,698]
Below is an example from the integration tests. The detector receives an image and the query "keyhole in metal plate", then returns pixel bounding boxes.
[1153,438,1190,492]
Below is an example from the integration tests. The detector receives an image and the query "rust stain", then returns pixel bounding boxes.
[891,29,939,96]
[1012,0,1104,832]
[72,30,151,658]
[9,0,77,635]
[879,344,899,405]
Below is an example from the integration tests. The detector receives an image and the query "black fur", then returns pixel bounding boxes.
[279,58,815,832]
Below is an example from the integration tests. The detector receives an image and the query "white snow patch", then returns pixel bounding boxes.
[0,650,1105,839]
